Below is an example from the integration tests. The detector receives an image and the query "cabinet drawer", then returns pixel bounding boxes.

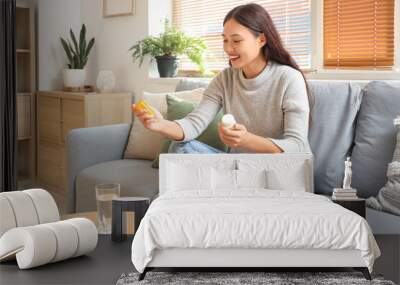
[38,96,61,143]
[62,99,85,142]
[17,95,31,138]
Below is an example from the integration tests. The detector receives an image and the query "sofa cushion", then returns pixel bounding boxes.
[75,159,159,212]
[308,81,363,195]
[351,81,400,198]
[124,88,204,160]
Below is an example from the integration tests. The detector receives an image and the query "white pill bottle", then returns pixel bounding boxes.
[221,114,236,129]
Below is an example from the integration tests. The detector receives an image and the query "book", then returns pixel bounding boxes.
[332,197,360,201]
[333,188,357,193]
[332,194,359,200]
[333,193,358,197]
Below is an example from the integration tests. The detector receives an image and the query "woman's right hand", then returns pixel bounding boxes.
[132,103,165,132]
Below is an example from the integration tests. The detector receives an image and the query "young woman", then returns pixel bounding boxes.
[133,3,312,154]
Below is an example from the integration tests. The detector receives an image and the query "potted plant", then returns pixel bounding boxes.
[129,19,207,77]
[60,24,95,89]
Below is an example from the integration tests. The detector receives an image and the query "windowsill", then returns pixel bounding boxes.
[148,69,400,83]
[149,70,400,85]
[306,69,400,80]
[148,76,212,85]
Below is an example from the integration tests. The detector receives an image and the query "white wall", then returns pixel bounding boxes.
[37,0,171,98]
[37,0,82,90]
[147,0,172,78]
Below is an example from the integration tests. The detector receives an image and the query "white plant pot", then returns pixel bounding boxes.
[63,69,86,88]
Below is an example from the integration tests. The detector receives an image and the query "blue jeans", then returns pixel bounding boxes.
[168,140,226,154]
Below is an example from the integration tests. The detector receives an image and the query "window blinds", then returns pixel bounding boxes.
[172,0,311,72]
[324,0,395,68]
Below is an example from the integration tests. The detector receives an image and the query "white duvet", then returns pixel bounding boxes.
[131,190,380,273]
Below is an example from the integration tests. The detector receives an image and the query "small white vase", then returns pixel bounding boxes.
[63,69,86,88]
[96,70,116,93]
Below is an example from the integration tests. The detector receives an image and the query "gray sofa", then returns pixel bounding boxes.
[65,78,400,234]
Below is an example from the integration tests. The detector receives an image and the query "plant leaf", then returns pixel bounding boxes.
[70,28,80,67]
[73,55,79,69]
[79,25,87,67]
[60,37,73,65]
[79,24,86,55]
[85,38,95,58]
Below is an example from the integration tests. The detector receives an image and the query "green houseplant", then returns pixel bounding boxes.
[129,20,207,77]
[60,24,95,88]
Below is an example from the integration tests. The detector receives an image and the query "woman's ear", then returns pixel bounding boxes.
[258,33,267,47]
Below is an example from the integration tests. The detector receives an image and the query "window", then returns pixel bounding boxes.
[172,0,312,72]
[324,0,395,69]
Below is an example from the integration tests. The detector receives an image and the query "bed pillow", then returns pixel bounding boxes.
[212,169,237,190]
[237,158,310,192]
[166,163,212,192]
[236,169,268,189]
[160,157,236,194]
[266,166,307,192]
[124,88,204,160]
[151,94,228,168]
[211,169,268,191]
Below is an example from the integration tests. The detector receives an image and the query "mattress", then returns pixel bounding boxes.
[131,190,380,273]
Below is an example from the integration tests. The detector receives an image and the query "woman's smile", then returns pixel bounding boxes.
[229,54,240,63]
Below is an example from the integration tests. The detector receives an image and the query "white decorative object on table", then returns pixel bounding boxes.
[0,189,98,269]
[332,157,358,200]
[343,157,353,189]
[96,70,116,93]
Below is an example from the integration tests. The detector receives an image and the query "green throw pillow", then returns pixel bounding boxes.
[151,94,228,168]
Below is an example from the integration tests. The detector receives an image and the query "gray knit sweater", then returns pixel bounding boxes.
[174,60,311,153]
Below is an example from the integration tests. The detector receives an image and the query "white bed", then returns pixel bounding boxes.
[131,154,380,280]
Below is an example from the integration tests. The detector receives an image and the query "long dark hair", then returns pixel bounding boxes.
[223,3,314,123]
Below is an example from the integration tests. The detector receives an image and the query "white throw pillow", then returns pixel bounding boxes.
[266,162,307,192]
[167,162,212,192]
[212,169,237,191]
[124,88,205,160]
[236,169,268,189]
[237,158,309,192]
[211,169,268,191]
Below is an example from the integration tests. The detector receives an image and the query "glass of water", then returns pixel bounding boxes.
[95,183,120,234]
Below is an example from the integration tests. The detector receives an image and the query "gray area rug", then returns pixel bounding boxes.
[116,271,395,285]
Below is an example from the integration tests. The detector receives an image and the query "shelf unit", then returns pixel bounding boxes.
[16,1,36,189]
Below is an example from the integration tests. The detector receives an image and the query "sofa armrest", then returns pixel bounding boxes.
[65,123,132,213]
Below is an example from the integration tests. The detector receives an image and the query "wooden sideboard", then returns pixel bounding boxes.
[36,91,133,209]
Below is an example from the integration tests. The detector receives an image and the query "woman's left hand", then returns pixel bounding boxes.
[218,123,249,148]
